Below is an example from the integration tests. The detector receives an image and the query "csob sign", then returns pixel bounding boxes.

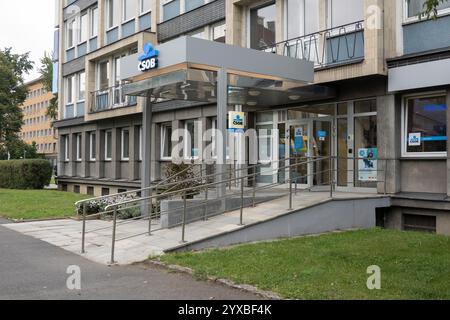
[138,43,159,72]
[228,111,245,133]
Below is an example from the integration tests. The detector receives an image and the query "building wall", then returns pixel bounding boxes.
[20,79,58,159]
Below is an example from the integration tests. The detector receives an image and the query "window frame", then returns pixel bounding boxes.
[64,135,70,162]
[121,128,130,161]
[138,126,143,161]
[123,0,137,23]
[140,0,152,15]
[160,123,173,161]
[79,12,88,44]
[76,133,83,161]
[403,0,450,23]
[77,71,86,102]
[90,6,99,38]
[327,0,364,32]
[66,18,77,49]
[401,91,448,158]
[184,120,199,160]
[107,0,120,30]
[89,132,97,161]
[105,130,113,161]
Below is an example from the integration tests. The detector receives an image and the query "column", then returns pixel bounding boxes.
[81,131,89,178]
[111,128,121,180]
[216,68,228,199]
[376,94,401,194]
[95,128,103,178]
[142,97,153,213]
[129,125,138,181]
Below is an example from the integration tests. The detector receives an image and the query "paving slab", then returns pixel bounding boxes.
[3,191,384,265]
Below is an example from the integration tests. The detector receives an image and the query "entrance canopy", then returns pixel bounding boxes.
[120,36,333,106]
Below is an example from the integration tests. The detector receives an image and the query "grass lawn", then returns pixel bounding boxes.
[160,228,450,300]
[0,188,89,220]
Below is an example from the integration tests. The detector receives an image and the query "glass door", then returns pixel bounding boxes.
[287,122,310,188]
[312,119,333,187]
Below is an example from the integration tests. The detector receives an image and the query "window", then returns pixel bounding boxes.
[67,19,76,48]
[138,126,143,160]
[105,130,113,160]
[123,0,137,21]
[141,0,151,13]
[403,214,436,233]
[102,188,110,196]
[99,61,110,90]
[286,0,319,39]
[78,72,85,101]
[87,186,95,196]
[76,134,82,161]
[108,0,120,29]
[403,94,447,156]
[250,2,276,50]
[89,132,97,161]
[121,128,130,160]
[162,0,180,21]
[329,0,364,28]
[188,28,205,39]
[184,120,198,159]
[185,0,204,12]
[66,75,75,104]
[212,22,226,43]
[405,0,450,19]
[79,13,88,43]
[161,124,172,159]
[91,7,99,37]
[64,135,70,161]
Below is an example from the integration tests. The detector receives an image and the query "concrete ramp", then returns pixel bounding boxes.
[167,195,391,253]
[3,192,390,265]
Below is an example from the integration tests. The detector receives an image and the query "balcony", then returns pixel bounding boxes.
[89,84,138,114]
[261,21,365,70]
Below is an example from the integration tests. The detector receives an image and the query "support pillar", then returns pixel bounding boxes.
[142,96,153,215]
[216,68,228,201]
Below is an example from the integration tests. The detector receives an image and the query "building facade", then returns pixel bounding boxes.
[54,0,450,234]
[20,78,58,164]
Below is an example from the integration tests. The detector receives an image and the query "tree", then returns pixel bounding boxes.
[39,52,58,121]
[0,48,34,155]
[0,139,38,160]
[422,0,449,18]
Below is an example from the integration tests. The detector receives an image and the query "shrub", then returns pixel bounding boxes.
[75,194,158,220]
[0,159,52,189]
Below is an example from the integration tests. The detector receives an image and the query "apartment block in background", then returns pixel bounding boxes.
[20,77,58,165]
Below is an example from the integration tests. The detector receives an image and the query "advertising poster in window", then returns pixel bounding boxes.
[358,148,378,182]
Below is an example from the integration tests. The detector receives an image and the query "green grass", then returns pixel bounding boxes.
[160,228,450,300]
[0,188,89,220]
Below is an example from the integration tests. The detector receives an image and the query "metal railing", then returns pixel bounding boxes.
[89,84,138,113]
[76,155,392,264]
[261,20,365,69]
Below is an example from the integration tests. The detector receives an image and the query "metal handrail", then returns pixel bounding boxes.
[104,156,329,211]
[80,155,392,263]
[261,20,365,68]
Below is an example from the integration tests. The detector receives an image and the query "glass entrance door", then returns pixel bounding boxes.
[312,119,332,187]
[288,123,310,187]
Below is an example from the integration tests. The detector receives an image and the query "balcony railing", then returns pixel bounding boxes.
[90,84,138,114]
[261,21,365,69]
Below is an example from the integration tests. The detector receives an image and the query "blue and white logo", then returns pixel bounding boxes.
[408,133,421,147]
[233,114,244,127]
[138,43,159,72]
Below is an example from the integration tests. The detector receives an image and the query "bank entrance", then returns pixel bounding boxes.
[258,98,378,191]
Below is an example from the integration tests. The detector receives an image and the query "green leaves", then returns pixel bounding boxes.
[0,48,33,155]
[39,52,59,122]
